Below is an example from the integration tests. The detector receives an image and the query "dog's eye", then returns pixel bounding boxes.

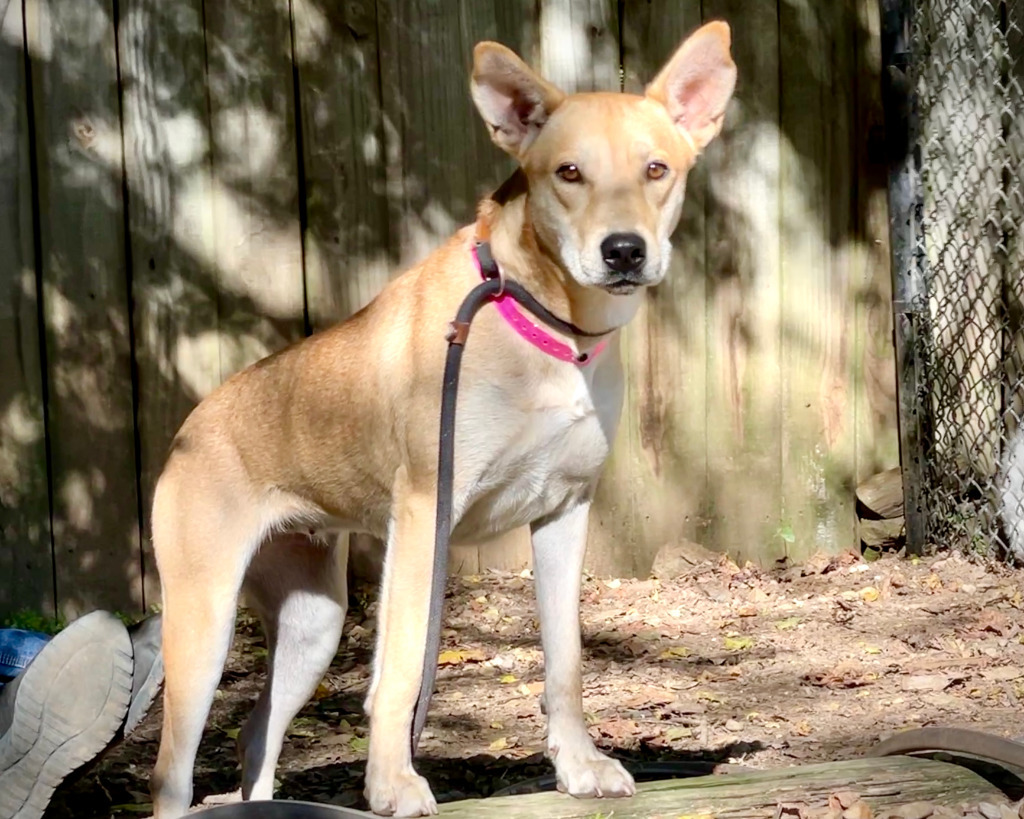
[646,161,669,181]
[556,163,582,183]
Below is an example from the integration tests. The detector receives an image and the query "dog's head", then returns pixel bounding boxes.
[471,23,736,294]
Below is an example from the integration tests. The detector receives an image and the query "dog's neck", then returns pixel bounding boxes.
[476,170,642,344]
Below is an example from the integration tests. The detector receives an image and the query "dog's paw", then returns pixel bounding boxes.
[553,746,636,799]
[364,768,438,817]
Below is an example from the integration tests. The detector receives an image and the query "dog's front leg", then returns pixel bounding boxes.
[531,500,636,799]
[364,478,438,817]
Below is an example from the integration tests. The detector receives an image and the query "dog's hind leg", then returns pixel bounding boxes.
[150,470,268,819]
[238,532,348,800]
[531,500,636,799]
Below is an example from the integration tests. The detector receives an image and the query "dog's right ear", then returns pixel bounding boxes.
[471,42,565,158]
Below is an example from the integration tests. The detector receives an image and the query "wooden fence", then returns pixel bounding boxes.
[0,0,898,619]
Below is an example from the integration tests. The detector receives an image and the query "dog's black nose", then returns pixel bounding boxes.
[601,232,646,274]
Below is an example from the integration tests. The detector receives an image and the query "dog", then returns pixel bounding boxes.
[150,22,736,818]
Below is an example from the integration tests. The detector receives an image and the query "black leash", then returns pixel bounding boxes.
[410,240,607,751]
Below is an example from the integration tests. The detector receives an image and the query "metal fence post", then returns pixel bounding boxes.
[879,0,928,555]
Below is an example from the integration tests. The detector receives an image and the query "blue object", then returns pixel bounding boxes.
[0,629,51,690]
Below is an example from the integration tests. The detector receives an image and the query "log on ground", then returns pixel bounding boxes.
[437,755,1007,818]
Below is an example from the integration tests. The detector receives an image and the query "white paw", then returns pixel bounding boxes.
[552,744,636,799]
[365,768,438,817]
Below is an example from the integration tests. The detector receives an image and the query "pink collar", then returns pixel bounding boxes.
[471,245,608,366]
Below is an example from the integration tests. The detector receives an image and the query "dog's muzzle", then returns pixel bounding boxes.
[600,232,651,292]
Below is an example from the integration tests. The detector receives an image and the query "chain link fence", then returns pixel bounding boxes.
[885,0,1024,559]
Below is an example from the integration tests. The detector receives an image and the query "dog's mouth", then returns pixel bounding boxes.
[602,276,643,295]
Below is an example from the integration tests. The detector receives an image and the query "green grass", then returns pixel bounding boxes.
[3,604,160,635]
[2,608,66,635]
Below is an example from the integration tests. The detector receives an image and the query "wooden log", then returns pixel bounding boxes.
[437,756,1005,818]
[0,0,55,615]
[857,467,905,520]
[860,517,905,549]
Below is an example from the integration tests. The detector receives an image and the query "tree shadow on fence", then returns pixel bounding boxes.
[0,1,891,610]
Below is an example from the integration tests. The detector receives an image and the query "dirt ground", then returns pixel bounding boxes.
[49,548,1024,817]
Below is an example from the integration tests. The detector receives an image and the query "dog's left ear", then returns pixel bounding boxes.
[645,21,737,154]
[471,42,566,158]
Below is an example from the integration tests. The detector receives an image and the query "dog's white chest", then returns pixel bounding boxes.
[452,363,619,540]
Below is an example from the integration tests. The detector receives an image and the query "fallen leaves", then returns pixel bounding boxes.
[723,635,754,651]
[595,717,641,743]
[804,661,878,689]
[900,674,954,692]
[438,648,487,666]
[859,587,880,603]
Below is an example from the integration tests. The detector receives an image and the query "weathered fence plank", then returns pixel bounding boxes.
[853,0,899,487]
[533,0,623,574]
[376,0,526,266]
[700,0,784,563]
[374,0,558,575]
[778,1,858,559]
[118,0,218,608]
[607,0,707,578]
[204,0,306,383]
[25,0,143,616]
[296,0,391,329]
[0,0,54,614]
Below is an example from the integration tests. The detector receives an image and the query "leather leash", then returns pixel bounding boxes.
[410,231,609,752]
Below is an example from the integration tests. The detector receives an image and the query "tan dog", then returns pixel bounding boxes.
[150,22,736,818]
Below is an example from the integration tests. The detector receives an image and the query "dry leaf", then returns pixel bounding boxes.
[597,718,640,741]
[438,648,486,666]
[659,646,691,660]
[724,636,754,650]
[901,674,951,692]
[830,791,860,810]
[981,667,1022,682]
[517,681,544,697]
[625,685,676,708]
[842,801,872,819]
[488,737,508,751]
